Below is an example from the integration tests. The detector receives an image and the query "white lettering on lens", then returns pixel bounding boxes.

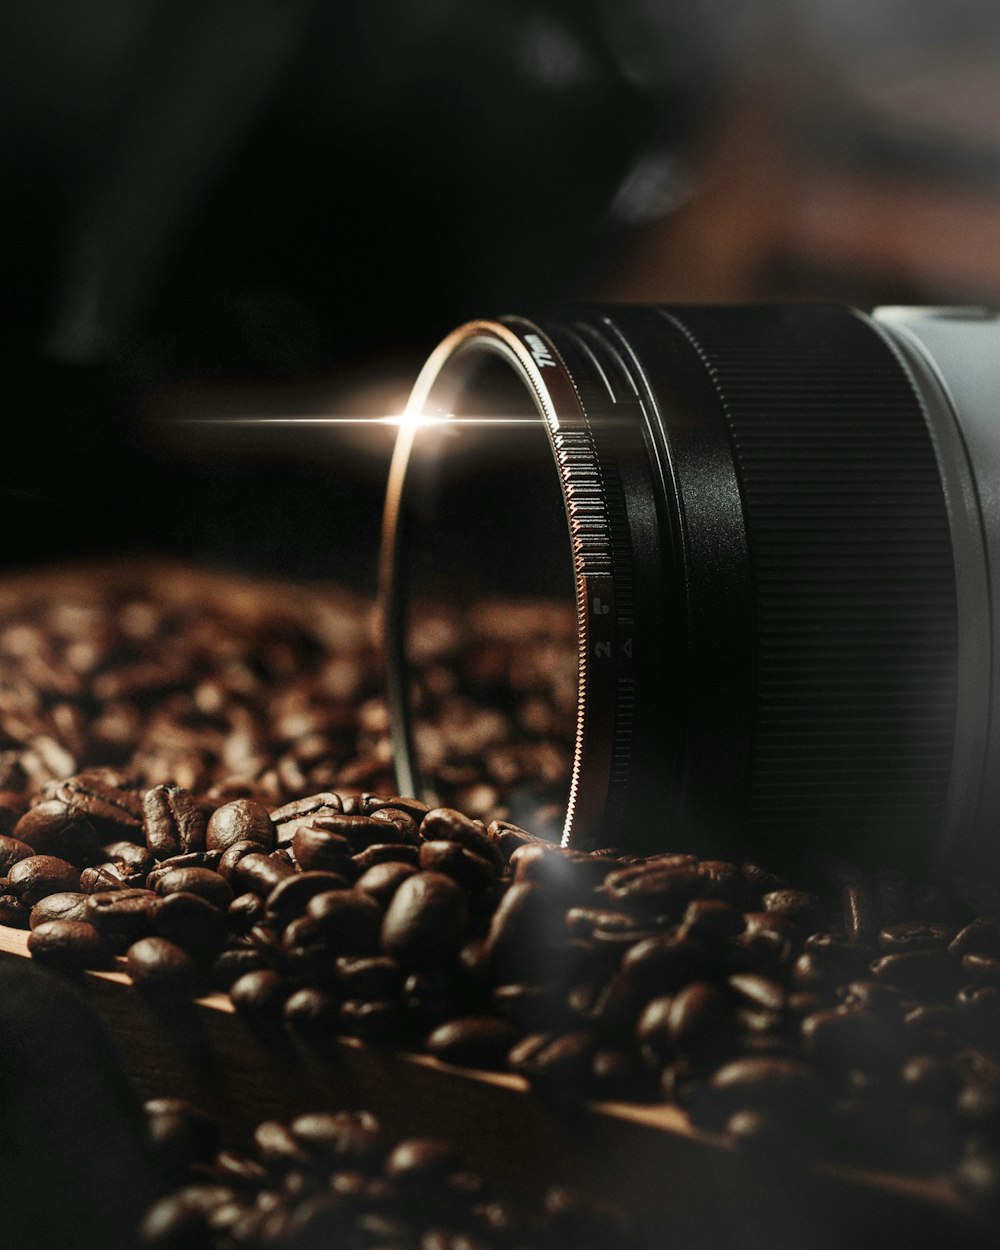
[525,334,557,368]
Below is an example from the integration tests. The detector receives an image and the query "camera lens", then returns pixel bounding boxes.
[381,305,1000,878]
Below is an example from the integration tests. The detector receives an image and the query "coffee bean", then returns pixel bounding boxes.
[339,998,405,1043]
[303,889,382,956]
[425,1016,518,1068]
[206,800,275,854]
[144,784,207,859]
[155,891,228,957]
[264,871,348,931]
[678,898,744,943]
[149,866,233,909]
[334,955,403,999]
[27,918,113,969]
[950,917,1000,959]
[418,840,495,891]
[727,973,785,1013]
[282,986,339,1033]
[103,839,156,880]
[269,793,343,845]
[355,860,418,906]
[604,862,704,916]
[871,948,959,997]
[231,853,295,896]
[878,920,952,953]
[226,967,288,1025]
[0,833,33,874]
[843,881,878,945]
[12,799,100,865]
[761,889,827,931]
[708,1056,827,1114]
[79,863,129,893]
[352,842,419,873]
[290,826,354,874]
[127,936,199,995]
[8,853,80,905]
[28,890,89,927]
[381,872,468,970]
[86,888,159,946]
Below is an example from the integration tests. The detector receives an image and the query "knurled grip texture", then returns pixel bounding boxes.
[664,306,958,863]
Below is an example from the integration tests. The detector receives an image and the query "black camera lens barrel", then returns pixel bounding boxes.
[382,305,1000,877]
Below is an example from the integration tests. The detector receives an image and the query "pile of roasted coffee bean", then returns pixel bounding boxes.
[1,569,999,1219]
[0,569,573,830]
[4,773,999,1209]
[139,1097,631,1250]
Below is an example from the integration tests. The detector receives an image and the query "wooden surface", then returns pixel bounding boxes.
[1,923,978,1248]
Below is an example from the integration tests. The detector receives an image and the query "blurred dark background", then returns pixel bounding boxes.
[3,0,1000,588]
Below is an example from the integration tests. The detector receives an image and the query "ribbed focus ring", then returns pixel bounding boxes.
[665,306,958,863]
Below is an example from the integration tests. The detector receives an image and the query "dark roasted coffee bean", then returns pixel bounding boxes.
[270,793,342,845]
[708,1055,827,1114]
[86,887,159,945]
[871,948,959,997]
[508,1030,595,1090]
[216,839,265,881]
[485,882,564,975]
[666,982,731,1052]
[155,891,228,957]
[52,771,143,838]
[8,853,80,905]
[27,918,113,969]
[0,833,33,874]
[282,986,339,1032]
[226,970,288,1020]
[334,955,403,999]
[143,784,207,859]
[231,852,294,896]
[29,890,89,927]
[155,850,223,872]
[677,898,745,943]
[961,953,1000,984]
[291,826,354,874]
[13,800,100,864]
[264,871,348,930]
[384,1136,459,1183]
[381,872,468,970]
[149,865,233,909]
[837,979,904,1015]
[418,840,495,891]
[355,861,418,906]
[695,860,750,906]
[728,973,785,1013]
[421,807,502,868]
[487,819,539,860]
[308,812,387,853]
[103,839,155,879]
[603,862,704,916]
[79,863,128,893]
[950,916,1000,959]
[0,891,27,926]
[290,1109,383,1162]
[211,945,279,989]
[227,891,265,933]
[369,806,420,842]
[492,982,562,1031]
[878,920,952,953]
[761,889,826,931]
[425,1015,518,1068]
[352,842,419,873]
[302,889,382,955]
[127,936,199,995]
[206,799,275,854]
[842,881,878,945]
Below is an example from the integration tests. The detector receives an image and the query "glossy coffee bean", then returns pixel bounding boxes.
[425,1016,518,1068]
[148,866,233,909]
[381,872,468,970]
[8,854,80,905]
[143,784,207,859]
[127,936,200,995]
[29,890,89,927]
[27,918,113,969]
[206,800,275,854]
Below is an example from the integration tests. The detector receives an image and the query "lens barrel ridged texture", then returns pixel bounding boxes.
[664,306,957,865]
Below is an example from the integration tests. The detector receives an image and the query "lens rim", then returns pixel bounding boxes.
[380,316,631,845]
